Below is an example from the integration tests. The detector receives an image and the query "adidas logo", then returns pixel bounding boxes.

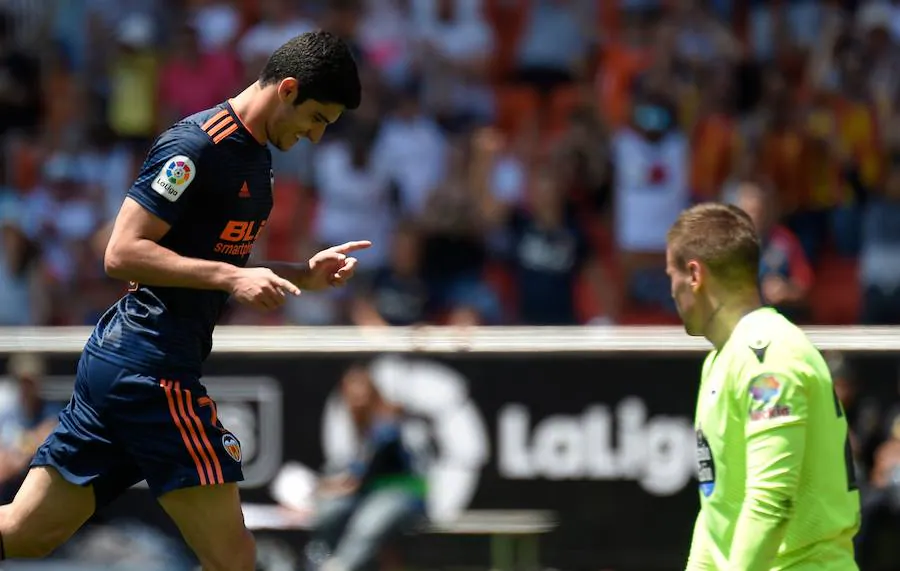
[239,182,250,198]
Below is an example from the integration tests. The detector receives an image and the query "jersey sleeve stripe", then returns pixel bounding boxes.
[206,117,235,139]
[184,389,225,484]
[161,380,209,486]
[201,109,230,132]
[172,381,218,485]
[212,123,239,144]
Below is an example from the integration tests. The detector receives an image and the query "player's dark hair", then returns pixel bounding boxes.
[667,202,760,287]
[259,31,361,110]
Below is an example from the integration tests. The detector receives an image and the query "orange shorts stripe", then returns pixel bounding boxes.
[185,391,224,484]
[173,382,217,485]
[161,380,207,486]
[201,109,230,132]
[212,123,239,144]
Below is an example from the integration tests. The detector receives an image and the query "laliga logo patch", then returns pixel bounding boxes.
[748,374,791,421]
[151,155,196,202]
[749,374,781,404]
[222,433,242,463]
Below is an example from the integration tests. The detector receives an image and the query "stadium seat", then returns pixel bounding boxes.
[809,253,861,325]
[485,0,530,80]
[483,261,517,322]
[573,271,601,323]
[494,85,540,135]
[547,85,586,135]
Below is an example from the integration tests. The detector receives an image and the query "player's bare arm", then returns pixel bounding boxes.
[106,198,300,310]
[264,240,372,290]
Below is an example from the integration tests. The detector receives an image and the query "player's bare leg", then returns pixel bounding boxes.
[0,466,94,558]
[158,482,255,571]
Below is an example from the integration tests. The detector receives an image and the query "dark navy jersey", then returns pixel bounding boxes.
[85,102,273,376]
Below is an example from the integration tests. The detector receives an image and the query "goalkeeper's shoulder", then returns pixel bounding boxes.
[732,311,820,373]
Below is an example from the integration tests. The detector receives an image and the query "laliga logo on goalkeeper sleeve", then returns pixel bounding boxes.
[321,355,490,523]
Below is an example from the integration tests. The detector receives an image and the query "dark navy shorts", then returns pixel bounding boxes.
[32,352,244,507]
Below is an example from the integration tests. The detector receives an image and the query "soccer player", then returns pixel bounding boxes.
[0,32,364,571]
[666,203,861,571]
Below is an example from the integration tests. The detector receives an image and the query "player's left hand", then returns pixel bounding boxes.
[305,240,372,290]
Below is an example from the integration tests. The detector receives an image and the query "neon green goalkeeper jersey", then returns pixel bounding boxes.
[687,307,860,571]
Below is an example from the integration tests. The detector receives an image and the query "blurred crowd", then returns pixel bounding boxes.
[4,0,900,327]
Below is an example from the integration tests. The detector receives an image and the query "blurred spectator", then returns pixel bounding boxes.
[857,2,899,116]
[595,6,657,129]
[356,0,415,88]
[611,73,688,312]
[748,0,824,61]
[284,239,344,327]
[312,119,397,274]
[734,180,814,322]
[19,153,103,325]
[80,125,139,221]
[513,0,595,96]
[750,70,807,225]
[157,23,242,128]
[859,151,900,324]
[106,13,160,148]
[372,82,448,216]
[3,0,900,330]
[689,65,739,202]
[829,352,882,482]
[413,0,495,132]
[0,354,59,504]
[552,103,612,216]
[322,0,368,65]
[857,392,900,569]
[418,134,501,325]
[238,0,316,82]
[825,32,880,257]
[238,0,316,81]
[188,0,243,54]
[668,0,739,67]
[0,9,41,137]
[351,221,429,326]
[306,363,427,571]
[494,166,614,325]
[0,192,41,325]
[56,520,197,570]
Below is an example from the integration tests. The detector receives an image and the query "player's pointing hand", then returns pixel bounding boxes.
[305,240,372,290]
[231,267,301,311]
[327,240,372,255]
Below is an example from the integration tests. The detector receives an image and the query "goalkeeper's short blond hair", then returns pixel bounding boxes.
[667,202,761,287]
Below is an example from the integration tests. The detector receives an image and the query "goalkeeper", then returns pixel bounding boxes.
[665,203,860,571]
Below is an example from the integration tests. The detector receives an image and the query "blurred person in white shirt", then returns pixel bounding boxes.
[611,73,688,313]
[0,192,40,325]
[514,0,595,95]
[412,0,495,131]
[0,354,59,503]
[238,0,316,82]
[19,153,103,324]
[313,120,398,274]
[358,0,416,88]
[286,120,400,326]
[188,0,242,53]
[371,81,448,216]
